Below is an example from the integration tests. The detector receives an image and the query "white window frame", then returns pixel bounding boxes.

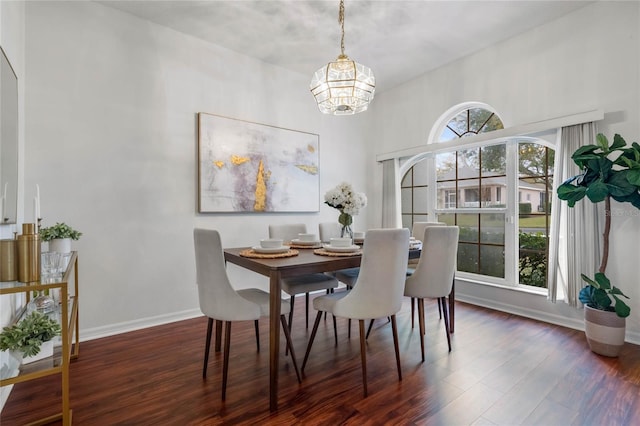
[382,108,604,291]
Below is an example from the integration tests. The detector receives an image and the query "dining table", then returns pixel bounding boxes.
[223,245,454,411]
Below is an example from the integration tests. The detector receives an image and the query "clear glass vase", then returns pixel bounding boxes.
[339,212,354,239]
[341,224,353,239]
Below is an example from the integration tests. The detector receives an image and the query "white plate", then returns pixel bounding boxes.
[290,239,321,246]
[323,244,361,253]
[252,245,290,254]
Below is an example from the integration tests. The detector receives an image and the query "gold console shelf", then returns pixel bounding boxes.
[1,251,79,426]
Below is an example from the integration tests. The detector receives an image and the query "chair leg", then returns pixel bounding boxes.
[365,318,375,339]
[418,298,425,362]
[222,321,231,401]
[286,295,295,356]
[302,311,324,372]
[215,319,223,352]
[437,298,443,320]
[348,319,351,338]
[306,292,310,328]
[359,319,368,397]
[203,317,214,379]
[411,297,415,328]
[391,314,402,381]
[323,290,329,321]
[441,296,452,352]
[254,320,260,353]
[280,315,302,384]
[333,315,338,346]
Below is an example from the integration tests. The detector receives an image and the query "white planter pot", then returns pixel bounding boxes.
[584,305,626,357]
[22,340,54,364]
[1,349,22,379]
[48,238,71,254]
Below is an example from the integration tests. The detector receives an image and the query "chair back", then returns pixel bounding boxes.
[411,221,446,239]
[319,222,342,243]
[193,228,261,321]
[405,226,459,298]
[269,223,307,242]
[333,228,410,319]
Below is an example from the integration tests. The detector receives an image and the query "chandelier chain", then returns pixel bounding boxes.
[339,0,345,56]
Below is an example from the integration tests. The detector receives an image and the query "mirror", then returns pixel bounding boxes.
[1,46,18,224]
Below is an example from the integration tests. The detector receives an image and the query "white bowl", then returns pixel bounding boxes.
[330,237,352,247]
[298,233,317,242]
[353,231,365,240]
[260,238,283,249]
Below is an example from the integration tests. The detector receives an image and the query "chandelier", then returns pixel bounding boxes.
[310,0,375,115]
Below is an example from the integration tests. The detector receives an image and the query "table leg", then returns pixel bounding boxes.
[449,279,455,334]
[269,271,282,412]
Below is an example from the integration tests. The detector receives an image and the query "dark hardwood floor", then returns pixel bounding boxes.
[2,297,639,425]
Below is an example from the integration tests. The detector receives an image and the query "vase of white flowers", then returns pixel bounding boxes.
[324,183,367,239]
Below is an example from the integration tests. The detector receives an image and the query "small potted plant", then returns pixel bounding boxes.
[39,222,82,253]
[557,133,638,356]
[0,311,61,365]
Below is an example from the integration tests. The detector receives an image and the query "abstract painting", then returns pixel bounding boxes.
[198,113,320,212]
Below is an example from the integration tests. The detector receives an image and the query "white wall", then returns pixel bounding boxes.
[23,1,371,338]
[369,1,640,342]
[0,0,26,411]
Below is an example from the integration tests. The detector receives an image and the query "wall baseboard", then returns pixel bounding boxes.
[80,308,202,342]
[457,293,640,345]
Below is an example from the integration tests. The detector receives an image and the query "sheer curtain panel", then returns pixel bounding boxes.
[381,158,402,228]
[548,122,602,306]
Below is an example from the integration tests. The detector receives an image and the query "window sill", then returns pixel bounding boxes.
[455,275,548,297]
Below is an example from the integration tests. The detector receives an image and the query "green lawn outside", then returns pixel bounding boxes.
[439,213,548,230]
[519,215,548,229]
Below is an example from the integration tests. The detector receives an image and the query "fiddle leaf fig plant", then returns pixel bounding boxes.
[557,133,639,318]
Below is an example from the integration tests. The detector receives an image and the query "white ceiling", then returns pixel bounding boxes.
[98,0,593,93]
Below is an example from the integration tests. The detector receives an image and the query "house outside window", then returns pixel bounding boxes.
[400,104,554,290]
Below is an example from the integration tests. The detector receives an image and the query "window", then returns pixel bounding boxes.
[400,105,554,290]
[518,143,554,288]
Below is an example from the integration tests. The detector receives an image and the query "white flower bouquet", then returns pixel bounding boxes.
[324,183,367,236]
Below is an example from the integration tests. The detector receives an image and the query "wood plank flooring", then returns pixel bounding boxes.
[2,297,639,425]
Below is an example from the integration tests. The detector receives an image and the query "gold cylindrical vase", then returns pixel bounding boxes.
[17,223,40,283]
[0,239,18,281]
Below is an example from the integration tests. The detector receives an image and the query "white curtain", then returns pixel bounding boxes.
[548,122,602,305]
[381,158,402,228]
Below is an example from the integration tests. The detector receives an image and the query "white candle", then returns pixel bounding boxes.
[1,183,5,220]
[35,184,41,219]
[34,197,38,223]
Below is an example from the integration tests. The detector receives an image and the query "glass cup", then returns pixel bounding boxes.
[41,251,62,280]
[58,252,72,275]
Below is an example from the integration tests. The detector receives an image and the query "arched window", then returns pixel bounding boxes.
[401,105,554,290]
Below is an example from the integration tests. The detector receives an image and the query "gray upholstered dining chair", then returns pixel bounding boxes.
[302,228,410,397]
[318,222,342,243]
[408,221,447,327]
[193,228,301,400]
[404,225,459,361]
[319,222,359,289]
[320,222,360,338]
[269,224,339,334]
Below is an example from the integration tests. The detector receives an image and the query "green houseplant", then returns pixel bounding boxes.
[0,311,61,360]
[557,133,639,355]
[39,222,82,241]
[39,222,82,254]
